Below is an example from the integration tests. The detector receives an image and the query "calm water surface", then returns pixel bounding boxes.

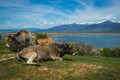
[1,33,120,48]
[51,34,120,48]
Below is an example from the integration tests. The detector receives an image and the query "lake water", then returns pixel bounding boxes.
[50,33,120,48]
[1,33,120,48]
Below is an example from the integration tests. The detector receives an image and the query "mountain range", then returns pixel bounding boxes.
[0,21,120,32]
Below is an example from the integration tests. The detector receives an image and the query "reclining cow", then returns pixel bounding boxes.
[17,43,76,65]
[6,30,32,51]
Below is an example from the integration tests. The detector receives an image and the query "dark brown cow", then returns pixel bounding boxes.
[6,30,32,51]
[17,43,76,65]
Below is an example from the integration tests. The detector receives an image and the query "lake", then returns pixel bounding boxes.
[50,33,120,48]
[1,33,120,48]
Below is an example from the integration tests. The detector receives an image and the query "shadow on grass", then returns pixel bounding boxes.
[23,64,40,67]
[63,58,73,61]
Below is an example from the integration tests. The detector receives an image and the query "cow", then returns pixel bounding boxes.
[35,38,54,45]
[17,43,76,65]
[5,30,32,51]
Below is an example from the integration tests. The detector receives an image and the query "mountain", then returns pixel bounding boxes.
[44,21,120,32]
[0,21,120,32]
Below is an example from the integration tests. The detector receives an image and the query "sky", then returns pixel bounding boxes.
[0,0,120,29]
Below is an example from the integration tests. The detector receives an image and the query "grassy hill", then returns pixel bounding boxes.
[0,39,120,80]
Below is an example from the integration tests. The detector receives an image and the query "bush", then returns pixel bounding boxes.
[72,41,120,57]
[100,48,112,57]
[36,33,48,39]
[100,47,120,57]
[73,41,93,56]
[111,47,120,57]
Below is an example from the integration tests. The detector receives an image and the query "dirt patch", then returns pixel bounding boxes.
[70,63,103,77]
[0,54,16,61]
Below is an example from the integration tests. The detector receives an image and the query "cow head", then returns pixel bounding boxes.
[60,43,76,56]
[5,35,17,48]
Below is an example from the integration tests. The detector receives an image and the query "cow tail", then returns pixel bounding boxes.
[17,52,27,62]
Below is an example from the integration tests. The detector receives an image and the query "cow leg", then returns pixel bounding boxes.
[26,52,37,65]
[52,57,63,61]
[56,57,63,61]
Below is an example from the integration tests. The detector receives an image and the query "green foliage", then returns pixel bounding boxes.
[100,47,120,57]
[36,33,48,39]
[100,48,112,57]
[111,47,120,57]
[73,41,93,56]
[72,41,120,58]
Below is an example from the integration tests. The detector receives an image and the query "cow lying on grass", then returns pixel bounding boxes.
[6,30,32,51]
[17,43,76,65]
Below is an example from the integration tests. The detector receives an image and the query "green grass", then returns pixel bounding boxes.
[0,39,120,80]
[0,55,120,80]
[0,39,15,54]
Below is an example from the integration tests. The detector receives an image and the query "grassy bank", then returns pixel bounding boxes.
[0,55,120,80]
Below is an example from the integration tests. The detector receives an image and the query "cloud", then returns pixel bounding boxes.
[75,0,93,8]
[0,0,120,29]
[67,0,120,24]
[0,0,31,8]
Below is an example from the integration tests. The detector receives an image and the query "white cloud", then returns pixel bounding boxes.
[0,0,120,29]
[65,0,120,24]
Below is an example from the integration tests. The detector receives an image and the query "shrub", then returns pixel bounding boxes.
[111,47,120,57]
[100,47,120,57]
[36,33,48,39]
[73,41,93,56]
[100,48,112,57]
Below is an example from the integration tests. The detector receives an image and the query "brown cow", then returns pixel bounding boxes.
[17,43,76,65]
[35,38,54,45]
[6,30,32,51]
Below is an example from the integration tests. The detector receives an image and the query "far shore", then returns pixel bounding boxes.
[45,32,120,36]
[0,32,120,36]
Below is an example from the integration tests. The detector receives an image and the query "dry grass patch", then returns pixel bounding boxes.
[24,66,68,80]
[70,63,103,77]
[0,54,16,61]
[22,63,103,80]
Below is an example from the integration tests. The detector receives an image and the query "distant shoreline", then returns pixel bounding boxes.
[0,32,120,37]
[46,32,120,36]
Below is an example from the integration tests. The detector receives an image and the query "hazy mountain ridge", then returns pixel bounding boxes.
[45,21,120,32]
[0,21,120,32]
